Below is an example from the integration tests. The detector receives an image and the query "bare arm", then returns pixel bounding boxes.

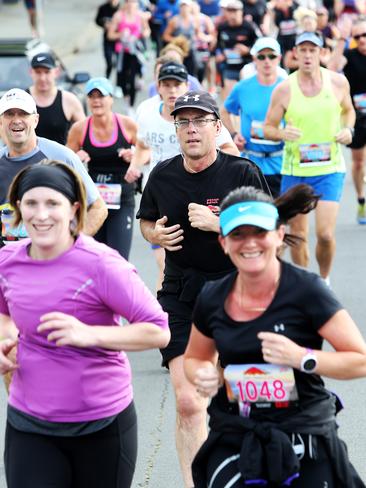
[124,138,151,183]
[334,73,356,145]
[66,120,91,163]
[0,313,18,376]
[37,312,170,351]
[220,107,244,152]
[184,324,220,397]
[107,11,122,41]
[264,81,301,141]
[327,39,347,72]
[162,17,177,43]
[258,309,366,380]
[84,198,108,236]
[140,12,151,38]
[218,140,241,156]
[62,91,86,124]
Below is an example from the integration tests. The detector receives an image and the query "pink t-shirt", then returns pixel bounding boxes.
[0,234,168,422]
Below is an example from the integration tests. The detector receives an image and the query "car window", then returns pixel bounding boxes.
[0,56,32,91]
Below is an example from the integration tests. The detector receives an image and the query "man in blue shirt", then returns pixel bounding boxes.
[221,37,287,196]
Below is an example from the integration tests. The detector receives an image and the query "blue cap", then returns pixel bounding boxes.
[295,31,324,48]
[220,201,279,236]
[85,77,114,96]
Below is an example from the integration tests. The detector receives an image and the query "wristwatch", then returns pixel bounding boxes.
[346,126,355,138]
[300,348,318,374]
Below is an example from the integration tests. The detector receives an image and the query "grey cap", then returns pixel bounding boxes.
[295,31,324,48]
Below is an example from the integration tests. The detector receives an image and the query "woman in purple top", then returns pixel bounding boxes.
[0,160,170,488]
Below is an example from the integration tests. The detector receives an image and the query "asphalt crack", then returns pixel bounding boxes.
[136,375,171,487]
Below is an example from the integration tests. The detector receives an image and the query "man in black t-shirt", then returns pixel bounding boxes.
[137,90,265,488]
[328,17,366,224]
[215,0,257,100]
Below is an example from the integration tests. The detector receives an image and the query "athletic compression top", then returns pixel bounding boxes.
[282,68,345,177]
[82,114,132,183]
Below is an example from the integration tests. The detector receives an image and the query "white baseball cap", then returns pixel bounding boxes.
[250,37,281,56]
[0,88,37,116]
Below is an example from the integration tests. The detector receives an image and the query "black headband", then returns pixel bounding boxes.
[18,164,78,203]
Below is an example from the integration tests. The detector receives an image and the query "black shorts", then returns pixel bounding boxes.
[348,116,366,149]
[24,0,35,8]
[157,285,194,368]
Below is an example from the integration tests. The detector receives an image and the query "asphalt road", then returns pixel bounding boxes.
[0,10,365,487]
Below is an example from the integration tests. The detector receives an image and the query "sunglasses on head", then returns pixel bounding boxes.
[354,32,366,40]
[162,66,186,75]
[256,53,278,60]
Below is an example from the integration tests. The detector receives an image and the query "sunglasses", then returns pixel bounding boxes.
[160,66,187,75]
[256,53,278,60]
[354,32,366,40]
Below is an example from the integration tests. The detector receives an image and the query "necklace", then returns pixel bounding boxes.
[182,155,199,174]
[237,274,280,313]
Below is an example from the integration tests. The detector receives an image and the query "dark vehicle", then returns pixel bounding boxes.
[0,38,90,102]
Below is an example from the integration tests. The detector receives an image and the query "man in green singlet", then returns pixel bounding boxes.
[264,31,355,285]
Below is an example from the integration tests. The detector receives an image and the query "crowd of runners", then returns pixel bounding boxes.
[0,0,366,486]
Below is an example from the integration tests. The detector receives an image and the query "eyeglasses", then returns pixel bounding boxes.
[174,118,217,129]
[256,53,278,61]
[354,32,366,40]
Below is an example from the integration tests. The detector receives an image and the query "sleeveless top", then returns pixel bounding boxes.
[172,17,195,41]
[115,13,143,53]
[282,68,345,177]
[34,90,70,145]
[81,113,132,183]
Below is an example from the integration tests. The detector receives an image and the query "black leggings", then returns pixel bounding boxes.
[206,435,336,488]
[5,403,138,488]
[117,52,141,107]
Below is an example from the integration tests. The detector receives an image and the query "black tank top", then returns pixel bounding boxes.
[34,90,70,145]
[82,114,131,184]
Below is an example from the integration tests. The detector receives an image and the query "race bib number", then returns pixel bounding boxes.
[353,93,366,114]
[250,120,281,146]
[224,364,298,416]
[96,183,122,209]
[224,49,242,64]
[299,143,331,167]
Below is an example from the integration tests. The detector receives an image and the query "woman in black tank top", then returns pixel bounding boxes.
[67,77,138,259]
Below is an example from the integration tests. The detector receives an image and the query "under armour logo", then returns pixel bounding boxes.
[183,94,200,102]
[274,323,285,332]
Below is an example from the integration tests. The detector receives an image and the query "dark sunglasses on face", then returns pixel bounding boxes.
[256,53,278,60]
[354,32,366,40]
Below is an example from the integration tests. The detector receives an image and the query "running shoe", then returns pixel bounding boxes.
[357,203,366,224]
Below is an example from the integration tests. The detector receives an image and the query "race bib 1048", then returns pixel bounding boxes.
[224,364,299,416]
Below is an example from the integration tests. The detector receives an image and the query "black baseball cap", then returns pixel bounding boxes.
[158,62,188,82]
[171,90,220,118]
[31,52,56,69]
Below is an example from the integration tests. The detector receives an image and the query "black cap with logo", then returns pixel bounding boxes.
[171,90,220,118]
[31,52,56,69]
[158,62,188,83]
